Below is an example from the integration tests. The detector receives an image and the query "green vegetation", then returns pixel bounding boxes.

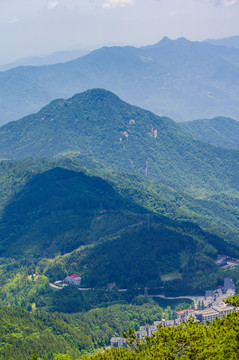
[0,89,238,196]
[2,296,239,360]
[0,155,239,309]
[0,44,238,360]
[0,303,164,360]
[181,116,239,150]
[0,88,238,247]
[0,89,238,359]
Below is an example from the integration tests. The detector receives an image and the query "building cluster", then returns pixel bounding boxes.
[110,278,238,349]
[195,302,235,323]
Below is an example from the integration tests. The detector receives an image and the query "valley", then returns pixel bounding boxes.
[0,91,238,319]
[0,31,238,359]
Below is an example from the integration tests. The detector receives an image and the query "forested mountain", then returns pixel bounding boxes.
[181,117,239,150]
[0,82,237,359]
[0,303,163,359]
[1,37,239,124]
[0,166,144,258]
[0,89,238,197]
[0,157,239,311]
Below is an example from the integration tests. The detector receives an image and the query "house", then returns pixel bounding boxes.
[65,274,81,286]
[195,309,219,323]
[154,319,180,327]
[110,337,127,348]
[195,303,235,323]
[176,309,195,320]
[212,303,235,318]
[139,325,157,336]
[136,330,147,340]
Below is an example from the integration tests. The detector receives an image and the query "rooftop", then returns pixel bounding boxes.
[67,274,81,279]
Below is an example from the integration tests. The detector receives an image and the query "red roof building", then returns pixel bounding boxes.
[65,274,81,286]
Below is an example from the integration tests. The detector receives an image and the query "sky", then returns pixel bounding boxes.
[0,0,239,65]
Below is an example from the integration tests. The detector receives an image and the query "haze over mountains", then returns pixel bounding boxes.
[205,36,239,49]
[0,49,89,72]
[1,37,239,125]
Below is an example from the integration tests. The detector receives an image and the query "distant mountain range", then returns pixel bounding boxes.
[1,37,239,124]
[205,36,239,49]
[0,49,89,72]
[181,117,239,150]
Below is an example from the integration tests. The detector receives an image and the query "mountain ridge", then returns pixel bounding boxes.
[1,37,239,124]
[205,35,239,49]
[181,116,239,150]
[0,88,238,196]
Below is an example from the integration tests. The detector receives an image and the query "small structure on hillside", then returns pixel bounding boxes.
[65,274,81,286]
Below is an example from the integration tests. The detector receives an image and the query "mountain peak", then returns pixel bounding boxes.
[69,88,123,108]
[176,36,190,43]
[160,36,172,42]
[73,88,119,100]
[152,36,190,47]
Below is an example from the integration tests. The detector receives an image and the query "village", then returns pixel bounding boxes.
[110,277,238,348]
[49,273,238,349]
[47,255,239,350]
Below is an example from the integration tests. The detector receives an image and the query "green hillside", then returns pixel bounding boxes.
[181,117,239,150]
[0,155,238,246]
[0,303,163,359]
[43,213,239,292]
[0,166,143,258]
[0,159,239,310]
[0,89,238,197]
[1,299,239,360]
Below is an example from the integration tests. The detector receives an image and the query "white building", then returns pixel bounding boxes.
[65,274,81,286]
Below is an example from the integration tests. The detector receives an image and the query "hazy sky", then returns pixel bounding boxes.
[0,0,239,64]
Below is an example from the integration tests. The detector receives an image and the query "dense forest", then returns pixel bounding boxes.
[181,116,239,150]
[0,302,165,359]
[0,156,239,312]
